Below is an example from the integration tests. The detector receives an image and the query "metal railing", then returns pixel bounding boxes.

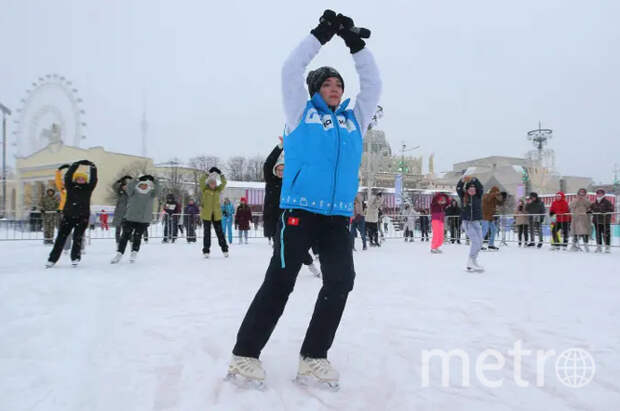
[0,211,266,242]
[364,212,620,247]
[2,211,619,248]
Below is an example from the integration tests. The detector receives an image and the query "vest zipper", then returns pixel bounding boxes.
[330,112,341,213]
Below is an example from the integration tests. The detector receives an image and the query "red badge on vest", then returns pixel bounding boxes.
[287,216,300,226]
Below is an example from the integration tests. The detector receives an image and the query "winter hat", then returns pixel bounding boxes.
[135,180,153,194]
[529,192,538,199]
[72,171,88,182]
[240,197,247,203]
[273,152,285,177]
[206,172,218,185]
[596,189,605,195]
[46,188,55,195]
[306,66,344,97]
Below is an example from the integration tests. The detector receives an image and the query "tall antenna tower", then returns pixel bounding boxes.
[141,92,148,158]
[527,121,553,159]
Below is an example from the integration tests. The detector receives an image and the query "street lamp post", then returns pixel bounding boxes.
[0,103,11,218]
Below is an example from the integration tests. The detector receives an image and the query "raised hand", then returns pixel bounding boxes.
[311,9,338,45]
[336,13,366,54]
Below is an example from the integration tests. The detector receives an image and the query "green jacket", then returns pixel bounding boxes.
[41,194,59,213]
[124,179,161,224]
[200,174,226,221]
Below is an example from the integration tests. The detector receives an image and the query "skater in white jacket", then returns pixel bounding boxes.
[228,9,381,389]
[403,204,417,242]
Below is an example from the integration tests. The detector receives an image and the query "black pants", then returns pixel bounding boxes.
[163,214,178,242]
[404,227,414,239]
[574,234,589,244]
[233,209,355,359]
[186,218,197,242]
[366,222,379,245]
[517,224,529,243]
[552,221,570,247]
[117,221,149,254]
[595,223,611,246]
[420,223,429,241]
[202,219,228,253]
[115,224,123,243]
[448,217,460,243]
[529,220,543,245]
[48,216,88,263]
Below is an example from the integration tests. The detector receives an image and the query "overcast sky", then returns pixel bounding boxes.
[1,0,618,183]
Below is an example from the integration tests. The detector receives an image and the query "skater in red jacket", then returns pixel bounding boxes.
[99,210,109,231]
[549,192,571,249]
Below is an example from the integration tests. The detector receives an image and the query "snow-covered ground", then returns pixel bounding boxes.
[1,238,619,411]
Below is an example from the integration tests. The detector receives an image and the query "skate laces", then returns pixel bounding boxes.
[305,358,335,376]
[232,356,264,377]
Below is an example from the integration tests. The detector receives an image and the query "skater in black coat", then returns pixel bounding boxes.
[162,193,181,243]
[262,138,320,261]
[525,192,545,247]
[262,138,284,242]
[46,160,97,267]
[445,199,461,243]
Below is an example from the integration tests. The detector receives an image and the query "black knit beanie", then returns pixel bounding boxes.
[306,66,344,97]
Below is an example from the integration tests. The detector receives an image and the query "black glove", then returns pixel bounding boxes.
[58,164,70,171]
[311,9,338,45]
[336,14,365,53]
[209,167,222,174]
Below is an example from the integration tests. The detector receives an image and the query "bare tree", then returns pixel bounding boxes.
[245,155,265,182]
[226,156,247,180]
[188,155,221,172]
[158,158,190,205]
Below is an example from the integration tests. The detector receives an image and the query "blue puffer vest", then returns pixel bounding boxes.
[280,93,363,217]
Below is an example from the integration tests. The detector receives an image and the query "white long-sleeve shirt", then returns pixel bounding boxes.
[281,35,382,135]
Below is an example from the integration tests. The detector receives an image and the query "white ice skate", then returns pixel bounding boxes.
[129,251,137,263]
[430,248,442,254]
[71,259,80,267]
[308,263,321,278]
[224,252,229,258]
[203,252,210,259]
[569,244,581,252]
[605,245,611,254]
[584,243,590,253]
[466,257,484,273]
[45,261,55,268]
[295,356,340,391]
[225,355,266,390]
[111,252,123,264]
[595,245,602,253]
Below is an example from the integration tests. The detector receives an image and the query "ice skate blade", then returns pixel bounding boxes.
[294,375,340,391]
[466,267,484,273]
[225,372,266,391]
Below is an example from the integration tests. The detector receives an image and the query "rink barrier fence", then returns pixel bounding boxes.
[2,211,619,248]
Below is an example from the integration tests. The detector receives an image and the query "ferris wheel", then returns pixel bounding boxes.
[12,73,87,157]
